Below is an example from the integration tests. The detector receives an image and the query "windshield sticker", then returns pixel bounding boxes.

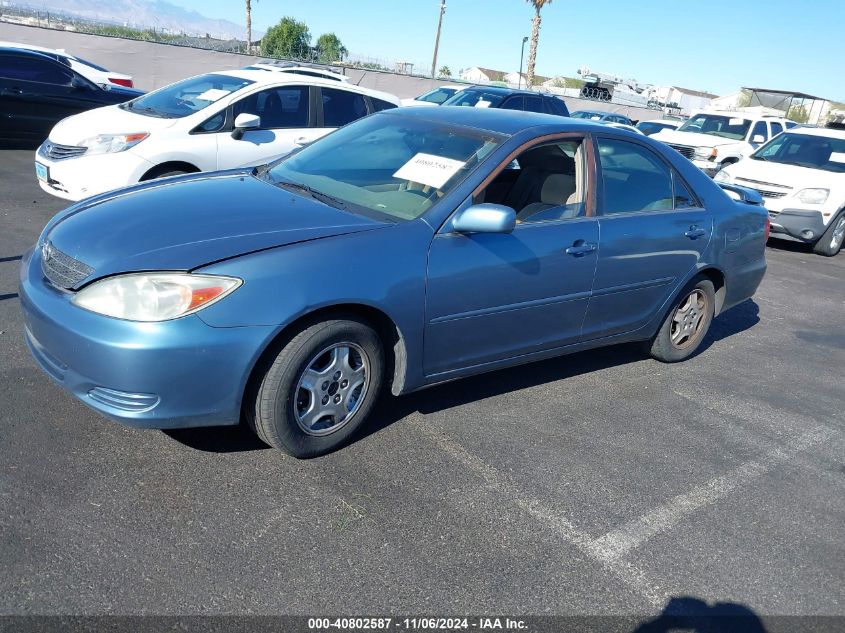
[195,88,232,102]
[393,153,466,189]
[729,118,746,126]
[829,152,845,163]
[475,100,491,108]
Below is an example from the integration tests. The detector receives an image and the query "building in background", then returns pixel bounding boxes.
[459,66,507,84]
[648,86,717,115]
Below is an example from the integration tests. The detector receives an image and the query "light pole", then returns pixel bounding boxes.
[518,36,529,89]
[431,0,447,79]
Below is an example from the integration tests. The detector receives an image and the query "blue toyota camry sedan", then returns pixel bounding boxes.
[20,107,768,457]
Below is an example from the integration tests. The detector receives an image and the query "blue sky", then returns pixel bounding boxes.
[172,0,844,102]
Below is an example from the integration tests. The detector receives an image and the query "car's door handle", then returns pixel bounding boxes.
[565,240,597,256]
[0,87,24,96]
[685,226,707,239]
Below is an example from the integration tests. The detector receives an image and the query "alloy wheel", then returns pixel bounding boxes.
[670,289,710,349]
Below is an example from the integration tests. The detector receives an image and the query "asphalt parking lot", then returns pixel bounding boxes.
[1,148,843,622]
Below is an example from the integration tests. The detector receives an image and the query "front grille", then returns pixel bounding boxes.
[736,176,792,190]
[668,144,695,160]
[40,242,94,289]
[40,141,87,161]
[754,189,787,199]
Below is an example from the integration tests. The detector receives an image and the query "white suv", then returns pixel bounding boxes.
[715,126,845,256]
[653,110,792,176]
[35,68,399,201]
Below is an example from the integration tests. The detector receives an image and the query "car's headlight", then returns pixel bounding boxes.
[694,147,717,160]
[78,132,149,155]
[72,273,241,321]
[795,188,829,205]
[713,169,731,183]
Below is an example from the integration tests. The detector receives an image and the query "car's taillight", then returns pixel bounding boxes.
[109,77,133,88]
[764,216,771,240]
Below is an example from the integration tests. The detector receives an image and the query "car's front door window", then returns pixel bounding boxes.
[233,86,309,129]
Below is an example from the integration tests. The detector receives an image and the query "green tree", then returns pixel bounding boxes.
[524,0,553,88]
[787,104,810,124]
[260,17,311,59]
[438,65,451,78]
[316,33,348,63]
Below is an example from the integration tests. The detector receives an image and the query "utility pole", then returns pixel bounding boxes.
[430,0,446,79]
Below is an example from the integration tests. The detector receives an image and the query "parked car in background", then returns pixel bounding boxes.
[0,47,142,146]
[653,111,792,176]
[400,85,459,107]
[637,118,683,136]
[243,61,350,82]
[20,108,767,457]
[441,86,570,116]
[0,41,134,87]
[571,110,634,126]
[34,68,400,201]
[601,121,644,135]
[716,126,845,256]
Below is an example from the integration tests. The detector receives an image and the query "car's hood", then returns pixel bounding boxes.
[48,104,177,145]
[653,129,740,148]
[42,171,387,287]
[725,158,844,189]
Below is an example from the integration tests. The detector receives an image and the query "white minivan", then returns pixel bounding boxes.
[716,126,845,256]
[35,68,400,201]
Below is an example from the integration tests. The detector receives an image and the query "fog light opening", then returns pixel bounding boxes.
[801,230,815,240]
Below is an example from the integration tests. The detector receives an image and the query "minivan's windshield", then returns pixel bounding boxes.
[752,132,845,173]
[264,114,503,220]
[441,89,506,108]
[123,73,253,118]
[678,114,752,140]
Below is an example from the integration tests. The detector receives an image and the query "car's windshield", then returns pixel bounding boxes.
[751,132,845,173]
[264,114,503,221]
[637,121,674,135]
[441,89,505,108]
[123,73,253,118]
[678,114,752,140]
[418,87,457,104]
[571,111,602,120]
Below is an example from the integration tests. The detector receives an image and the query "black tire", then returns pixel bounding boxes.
[246,317,384,458]
[649,277,715,363]
[812,211,845,257]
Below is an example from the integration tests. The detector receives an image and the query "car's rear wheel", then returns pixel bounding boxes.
[247,317,384,458]
[649,277,715,362]
[812,211,845,257]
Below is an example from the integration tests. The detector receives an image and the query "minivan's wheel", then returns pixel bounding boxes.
[649,277,715,363]
[247,318,384,458]
[812,212,845,257]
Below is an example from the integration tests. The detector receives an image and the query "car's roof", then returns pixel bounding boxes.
[573,110,611,115]
[784,126,845,140]
[0,46,67,61]
[641,118,680,124]
[0,41,74,59]
[458,85,552,97]
[208,68,400,103]
[388,105,613,136]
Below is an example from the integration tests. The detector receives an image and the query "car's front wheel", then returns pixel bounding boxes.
[812,211,845,257]
[247,317,384,458]
[649,277,715,362]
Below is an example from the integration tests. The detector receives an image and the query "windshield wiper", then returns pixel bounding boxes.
[276,180,349,210]
[123,102,171,118]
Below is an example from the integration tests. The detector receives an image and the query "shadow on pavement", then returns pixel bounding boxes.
[164,299,762,455]
[633,596,767,632]
[0,255,23,263]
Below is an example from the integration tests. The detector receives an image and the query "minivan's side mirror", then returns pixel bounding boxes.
[452,203,516,234]
[751,134,766,144]
[232,113,261,140]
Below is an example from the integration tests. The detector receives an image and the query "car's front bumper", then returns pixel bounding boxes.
[35,143,154,201]
[19,246,276,429]
[767,208,827,243]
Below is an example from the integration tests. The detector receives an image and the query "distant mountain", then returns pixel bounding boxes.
[21,0,259,40]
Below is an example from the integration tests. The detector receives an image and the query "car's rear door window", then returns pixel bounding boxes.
[597,138,675,214]
[0,54,72,84]
[321,87,368,127]
[524,95,545,113]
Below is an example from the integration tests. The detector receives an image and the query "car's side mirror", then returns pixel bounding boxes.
[452,203,516,234]
[232,113,261,140]
[70,75,90,91]
[751,134,766,144]
[718,183,764,206]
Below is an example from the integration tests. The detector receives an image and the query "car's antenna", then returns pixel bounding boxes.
[355,71,367,86]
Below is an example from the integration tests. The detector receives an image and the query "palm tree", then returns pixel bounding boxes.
[525,0,552,88]
[245,0,255,54]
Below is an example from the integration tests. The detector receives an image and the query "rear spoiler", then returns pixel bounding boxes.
[718,183,764,206]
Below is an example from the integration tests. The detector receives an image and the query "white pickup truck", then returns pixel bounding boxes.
[653,111,793,176]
